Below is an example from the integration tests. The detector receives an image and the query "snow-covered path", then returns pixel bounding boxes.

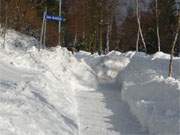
[76,82,148,135]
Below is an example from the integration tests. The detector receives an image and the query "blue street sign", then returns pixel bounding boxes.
[46,15,65,21]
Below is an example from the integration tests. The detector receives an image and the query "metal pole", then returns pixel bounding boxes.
[0,0,1,30]
[40,8,47,51]
[58,0,62,46]
[43,8,47,49]
[43,19,47,49]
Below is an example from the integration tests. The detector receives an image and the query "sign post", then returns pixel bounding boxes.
[43,12,47,49]
[39,1,64,50]
[59,0,62,46]
[40,8,47,51]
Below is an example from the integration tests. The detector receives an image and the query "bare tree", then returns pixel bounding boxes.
[1,1,8,49]
[155,0,161,52]
[136,0,147,53]
[73,32,77,48]
[99,19,103,55]
[168,10,180,77]
[105,23,111,54]
[136,26,140,52]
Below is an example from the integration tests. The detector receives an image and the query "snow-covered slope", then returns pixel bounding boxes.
[0,31,97,135]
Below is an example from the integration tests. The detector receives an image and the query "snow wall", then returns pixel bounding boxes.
[116,52,180,135]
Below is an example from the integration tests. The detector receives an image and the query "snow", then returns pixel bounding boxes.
[0,31,96,135]
[75,51,129,82]
[0,51,79,134]
[0,30,180,135]
[0,30,38,51]
[76,82,148,135]
[116,52,180,135]
[75,51,147,135]
[76,51,180,135]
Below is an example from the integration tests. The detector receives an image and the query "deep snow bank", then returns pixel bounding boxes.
[76,51,180,135]
[0,31,97,135]
[75,51,129,82]
[117,52,180,135]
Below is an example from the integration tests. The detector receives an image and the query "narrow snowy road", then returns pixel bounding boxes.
[76,82,148,135]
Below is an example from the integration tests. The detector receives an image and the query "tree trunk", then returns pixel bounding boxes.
[99,25,103,55]
[168,11,180,77]
[99,19,103,55]
[2,2,8,49]
[73,32,77,47]
[136,28,140,52]
[155,0,161,52]
[136,0,140,52]
[136,0,147,53]
[105,23,111,54]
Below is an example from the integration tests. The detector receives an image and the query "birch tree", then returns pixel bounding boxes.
[136,0,147,53]
[168,8,180,77]
[105,23,111,54]
[155,0,161,52]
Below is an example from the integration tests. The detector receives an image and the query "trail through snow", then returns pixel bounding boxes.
[76,82,148,135]
[75,52,149,135]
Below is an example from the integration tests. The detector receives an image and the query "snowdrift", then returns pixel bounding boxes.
[75,51,129,82]
[0,30,38,51]
[0,31,97,135]
[76,51,180,135]
[117,52,180,135]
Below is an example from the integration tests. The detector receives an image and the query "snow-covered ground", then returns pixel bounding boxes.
[116,52,180,135]
[0,30,179,135]
[0,30,96,135]
[76,51,180,135]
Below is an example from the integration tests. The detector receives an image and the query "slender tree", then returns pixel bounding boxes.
[105,23,111,54]
[136,3,140,52]
[1,1,8,49]
[136,0,147,53]
[155,0,161,52]
[168,7,180,77]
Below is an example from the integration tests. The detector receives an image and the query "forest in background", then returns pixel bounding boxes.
[0,0,180,55]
